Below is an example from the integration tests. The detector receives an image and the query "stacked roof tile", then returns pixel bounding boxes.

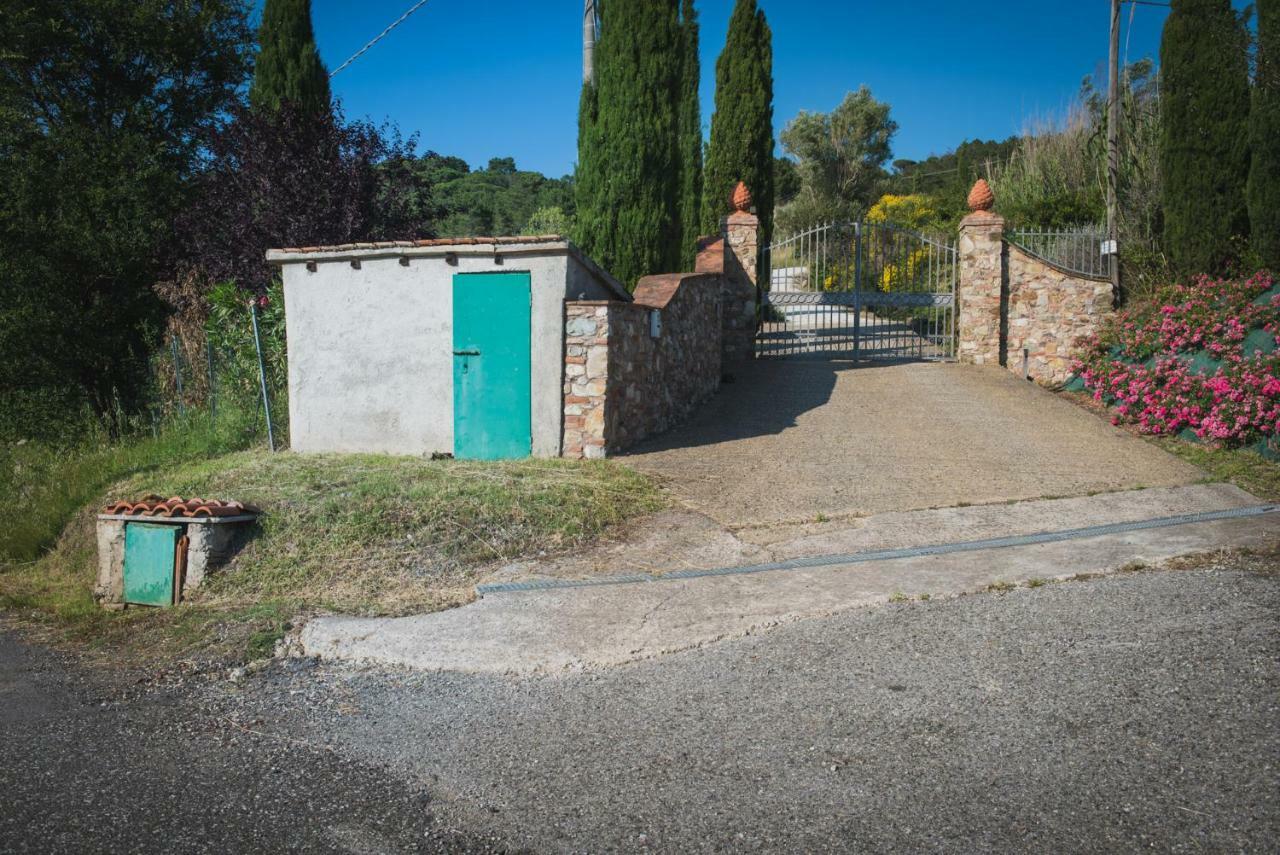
[272,235,565,255]
[101,495,259,518]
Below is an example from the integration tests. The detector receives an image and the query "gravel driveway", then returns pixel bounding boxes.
[274,563,1279,852]
[7,561,1271,853]
[624,361,1203,534]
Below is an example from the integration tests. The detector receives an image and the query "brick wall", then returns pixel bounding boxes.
[562,273,723,458]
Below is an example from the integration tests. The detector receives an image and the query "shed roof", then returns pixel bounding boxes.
[265,235,631,301]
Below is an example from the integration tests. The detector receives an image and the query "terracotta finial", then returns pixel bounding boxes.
[967,178,995,213]
[730,181,752,212]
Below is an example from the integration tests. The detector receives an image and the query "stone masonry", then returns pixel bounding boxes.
[562,183,760,458]
[957,179,1113,385]
[562,273,722,458]
[1005,245,1114,385]
[957,181,1005,367]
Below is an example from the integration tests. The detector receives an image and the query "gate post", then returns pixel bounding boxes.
[957,179,1005,367]
[720,181,760,363]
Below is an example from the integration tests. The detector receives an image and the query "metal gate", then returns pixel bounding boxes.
[757,222,957,360]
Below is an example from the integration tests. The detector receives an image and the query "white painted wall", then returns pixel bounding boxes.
[279,243,622,457]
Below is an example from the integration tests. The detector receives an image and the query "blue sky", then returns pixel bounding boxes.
[296,1,1243,177]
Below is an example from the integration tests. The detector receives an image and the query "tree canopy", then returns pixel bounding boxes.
[0,0,253,440]
[249,0,331,117]
[575,0,684,288]
[776,87,897,234]
[1249,0,1280,269]
[702,0,775,242]
[1160,0,1252,275]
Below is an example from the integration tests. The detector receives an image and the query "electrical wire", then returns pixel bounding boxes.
[330,0,431,78]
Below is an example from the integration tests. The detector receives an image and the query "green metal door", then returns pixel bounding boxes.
[123,523,178,607]
[452,272,532,459]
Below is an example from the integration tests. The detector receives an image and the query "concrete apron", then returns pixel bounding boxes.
[300,484,1280,675]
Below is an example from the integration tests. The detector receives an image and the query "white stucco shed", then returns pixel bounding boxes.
[267,236,629,459]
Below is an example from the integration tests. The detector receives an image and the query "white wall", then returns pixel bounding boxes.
[280,244,621,457]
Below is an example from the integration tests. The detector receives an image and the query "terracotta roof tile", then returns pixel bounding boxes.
[102,496,259,519]
[271,235,566,254]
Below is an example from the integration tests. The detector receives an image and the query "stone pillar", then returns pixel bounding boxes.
[957,179,1005,367]
[562,302,610,459]
[720,181,759,363]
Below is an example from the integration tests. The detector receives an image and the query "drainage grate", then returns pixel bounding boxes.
[476,504,1280,595]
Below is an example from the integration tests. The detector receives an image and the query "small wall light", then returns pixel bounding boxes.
[305,261,317,273]
[350,259,361,270]
[445,252,458,266]
[399,256,411,267]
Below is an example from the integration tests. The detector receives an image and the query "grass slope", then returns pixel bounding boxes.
[1,449,665,664]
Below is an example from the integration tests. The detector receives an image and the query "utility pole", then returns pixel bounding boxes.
[1107,0,1122,300]
[583,0,598,84]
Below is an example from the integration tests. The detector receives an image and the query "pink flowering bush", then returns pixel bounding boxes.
[1074,271,1280,448]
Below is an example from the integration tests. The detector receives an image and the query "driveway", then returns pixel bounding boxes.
[624,360,1203,535]
[20,560,1274,853]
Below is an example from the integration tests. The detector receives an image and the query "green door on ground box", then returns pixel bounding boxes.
[452,272,532,459]
[123,522,178,607]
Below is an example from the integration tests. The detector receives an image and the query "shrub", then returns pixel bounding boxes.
[1075,270,1280,447]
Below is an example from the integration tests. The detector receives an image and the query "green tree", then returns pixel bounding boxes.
[776,87,897,234]
[574,0,683,288]
[249,0,331,117]
[702,0,774,242]
[1159,0,1251,275]
[1250,0,1280,269]
[0,0,252,441]
[676,0,704,268]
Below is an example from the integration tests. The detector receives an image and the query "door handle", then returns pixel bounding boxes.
[453,349,480,356]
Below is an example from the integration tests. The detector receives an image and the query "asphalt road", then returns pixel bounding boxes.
[3,560,1278,853]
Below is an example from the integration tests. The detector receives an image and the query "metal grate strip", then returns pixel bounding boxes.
[476,504,1279,595]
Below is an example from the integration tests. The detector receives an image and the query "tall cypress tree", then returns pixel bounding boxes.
[701,0,774,243]
[1250,0,1280,270]
[675,0,703,268]
[1159,0,1251,275]
[249,0,331,117]
[574,0,682,289]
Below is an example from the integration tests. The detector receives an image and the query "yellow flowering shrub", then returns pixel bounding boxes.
[865,194,937,230]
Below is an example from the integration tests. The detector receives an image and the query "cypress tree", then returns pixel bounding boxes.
[574,0,682,289]
[1159,0,1251,275]
[701,0,774,243]
[1249,0,1280,270]
[249,0,331,117]
[676,0,704,268]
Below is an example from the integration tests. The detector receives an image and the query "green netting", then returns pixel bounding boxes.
[1243,327,1277,357]
[1061,375,1086,392]
[1180,350,1223,376]
[1250,437,1280,461]
[1251,284,1280,306]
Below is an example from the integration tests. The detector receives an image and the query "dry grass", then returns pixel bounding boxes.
[0,450,666,664]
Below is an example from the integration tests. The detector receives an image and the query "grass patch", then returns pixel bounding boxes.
[0,407,259,563]
[0,449,665,664]
[1155,439,1280,502]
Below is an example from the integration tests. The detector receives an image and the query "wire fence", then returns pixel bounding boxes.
[149,298,286,450]
[1008,227,1111,279]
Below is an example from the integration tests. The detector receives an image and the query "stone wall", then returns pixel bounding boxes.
[696,234,756,364]
[957,211,1006,367]
[1005,245,1114,385]
[562,273,723,458]
[956,184,1113,386]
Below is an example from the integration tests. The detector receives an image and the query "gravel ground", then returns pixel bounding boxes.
[0,633,504,853]
[3,561,1277,853]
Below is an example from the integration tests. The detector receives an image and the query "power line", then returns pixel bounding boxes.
[330,0,431,78]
